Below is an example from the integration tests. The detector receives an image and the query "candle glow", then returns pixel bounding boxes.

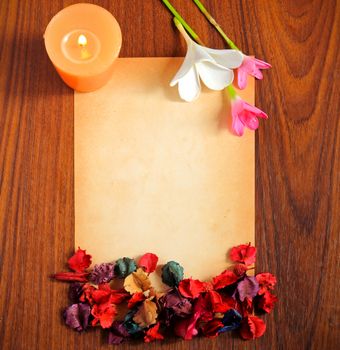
[78,34,87,47]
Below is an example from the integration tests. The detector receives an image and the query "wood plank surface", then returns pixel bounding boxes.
[0,1,339,349]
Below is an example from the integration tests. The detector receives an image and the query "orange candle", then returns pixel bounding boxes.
[44,3,122,92]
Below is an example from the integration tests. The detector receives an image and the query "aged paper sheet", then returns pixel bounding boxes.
[75,57,254,283]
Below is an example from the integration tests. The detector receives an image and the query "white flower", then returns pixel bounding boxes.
[170,23,243,102]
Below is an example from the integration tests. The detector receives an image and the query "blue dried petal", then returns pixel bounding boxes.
[123,311,142,335]
[114,257,137,278]
[161,261,184,287]
[219,309,242,333]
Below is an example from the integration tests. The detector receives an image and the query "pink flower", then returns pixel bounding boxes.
[231,98,268,136]
[237,56,271,89]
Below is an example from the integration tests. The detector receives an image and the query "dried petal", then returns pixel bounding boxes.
[68,248,92,273]
[160,289,192,317]
[114,257,137,278]
[256,291,278,313]
[161,261,184,287]
[208,290,234,313]
[239,315,266,340]
[212,270,238,290]
[238,297,253,316]
[200,319,224,338]
[91,301,117,329]
[68,282,84,303]
[174,312,200,340]
[64,303,91,332]
[233,263,248,277]
[144,322,164,343]
[79,283,96,304]
[178,278,206,299]
[128,292,146,309]
[237,276,259,302]
[90,263,115,285]
[91,284,129,305]
[108,321,129,345]
[110,289,130,304]
[256,273,277,295]
[193,294,213,322]
[124,311,142,335]
[53,272,89,282]
[133,299,158,328]
[91,283,112,304]
[219,309,242,333]
[229,243,256,266]
[139,253,159,273]
[124,268,151,294]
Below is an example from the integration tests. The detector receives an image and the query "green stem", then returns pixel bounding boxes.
[161,0,204,45]
[227,85,237,100]
[192,0,240,50]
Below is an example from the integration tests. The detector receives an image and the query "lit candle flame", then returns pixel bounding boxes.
[78,34,87,47]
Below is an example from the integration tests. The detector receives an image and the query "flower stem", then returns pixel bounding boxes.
[191,0,240,50]
[227,85,237,100]
[161,0,204,45]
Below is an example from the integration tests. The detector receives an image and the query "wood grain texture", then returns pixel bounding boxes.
[0,0,339,349]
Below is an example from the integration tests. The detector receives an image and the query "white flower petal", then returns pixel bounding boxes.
[178,66,201,102]
[204,48,244,69]
[170,45,196,86]
[171,43,214,87]
[197,61,234,90]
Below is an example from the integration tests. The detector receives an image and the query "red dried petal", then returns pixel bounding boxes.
[174,312,200,340]
[239,315,266,340]
[200,319,224,338]
[212,270,238,290]
[68,248,92,273]
[91,301,117,329]
[128,292,146,309]
[202,281,213,291]
[208,290,234,313]
[178,278,206,299]
[229,243,256,266]
[79,283,96,304]
[91,284,129,305]
[193,294,214,322]
[257,291,278,313]
[138,253,158,273]
[110,289,130,304]
[256,273,277,295]
[144,322,164,343]
[233,263,248,276]
[53,272,89,282]
[237,297,253,317]
[92,283,111,304]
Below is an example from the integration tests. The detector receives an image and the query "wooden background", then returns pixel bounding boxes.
[0,0,339,349]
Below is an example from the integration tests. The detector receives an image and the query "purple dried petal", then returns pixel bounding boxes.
[68,282,84,303]
[90,263,115,285]
[64,303,91,332]
[237,276,260,302]
[161,289,192,317]
[108,321,130,345]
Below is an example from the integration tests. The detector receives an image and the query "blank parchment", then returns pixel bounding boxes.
[75,57,254,283]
